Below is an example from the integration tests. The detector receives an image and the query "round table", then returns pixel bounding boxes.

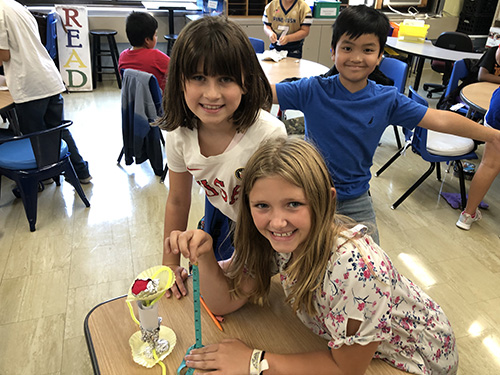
[460,81,499,116]
[258,55,330,84]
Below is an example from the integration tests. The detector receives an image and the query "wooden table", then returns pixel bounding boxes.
[460,81,498,117]
[84,278,406,374]
[0,89,20,135]
[385,37,483,90]
[258,55,330,85]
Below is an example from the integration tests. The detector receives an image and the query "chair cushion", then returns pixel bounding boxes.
[0,138,68,169]
[426,130,475,156]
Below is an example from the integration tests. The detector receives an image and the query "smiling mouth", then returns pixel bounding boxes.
[272,230,295,237]
[201,104,223,110]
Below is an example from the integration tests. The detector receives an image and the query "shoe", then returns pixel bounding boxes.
[456,209,482,230]
[79,175,92,184]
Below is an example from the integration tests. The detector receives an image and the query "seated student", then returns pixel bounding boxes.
[478,45,500,84]
[262,0,312,59]
[118,11,170,91]
[166,137,458,375]
[271,5,500,245]
[456,86,500,230]
[0,0,91,184]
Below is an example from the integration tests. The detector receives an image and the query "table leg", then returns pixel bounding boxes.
[413,56,426,91]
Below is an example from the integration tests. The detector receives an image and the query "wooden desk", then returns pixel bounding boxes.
[386,37,483,90]
[0,90,20,135]
[258,55,329,85]
[460,81,498,116]
[85,278,406,374]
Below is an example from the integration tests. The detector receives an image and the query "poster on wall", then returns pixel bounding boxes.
[55,5,92,91]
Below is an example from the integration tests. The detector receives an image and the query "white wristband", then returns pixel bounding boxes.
[249,349,264,375]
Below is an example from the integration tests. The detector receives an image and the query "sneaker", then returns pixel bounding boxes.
[79,175,93,184]
[456,209,482,230]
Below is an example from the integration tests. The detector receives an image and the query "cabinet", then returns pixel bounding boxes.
[227,0,270,16]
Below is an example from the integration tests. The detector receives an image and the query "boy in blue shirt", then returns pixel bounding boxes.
[273,5,500,244]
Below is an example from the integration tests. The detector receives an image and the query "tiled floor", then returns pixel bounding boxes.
[0,66,499,374]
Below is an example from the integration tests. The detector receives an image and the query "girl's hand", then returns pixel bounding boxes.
[185,339,253,374]
[164,264,189,299]
[269,32,277,44]
[165,229,213,264]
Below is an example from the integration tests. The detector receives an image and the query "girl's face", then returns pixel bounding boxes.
[249,176,312,255]
[183,66,245,129]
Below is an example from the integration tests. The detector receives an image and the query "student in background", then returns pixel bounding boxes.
[477,45,500,84]
[157,16,286,299]
[166,137,458,375]
[263,0,312,58]
[0,0,91,183]
[118,11,170,91]
[456,87,500,230]
[271,5,500,245]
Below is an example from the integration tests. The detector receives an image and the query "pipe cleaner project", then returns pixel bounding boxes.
[126,265,176,374]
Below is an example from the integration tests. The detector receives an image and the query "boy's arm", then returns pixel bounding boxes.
[418,108,500,151]
[271,84,279,104]
[163,170,193,297]
[0,49,10,62]
[478,66,500,84]
[264,24,277,44]
[279,25,311,45]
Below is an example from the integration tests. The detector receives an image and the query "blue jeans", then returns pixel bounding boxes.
[16,94,90,179]
[337,191,380,245]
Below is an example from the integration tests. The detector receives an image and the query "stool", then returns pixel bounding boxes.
[163,7,179,56]
[164,34,178,56]
[90,29,122,89]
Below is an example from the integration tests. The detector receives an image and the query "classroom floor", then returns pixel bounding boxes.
[0,66,499,375]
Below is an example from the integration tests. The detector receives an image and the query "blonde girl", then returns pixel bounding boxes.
[166,137,458,375]
[158,16,286,298]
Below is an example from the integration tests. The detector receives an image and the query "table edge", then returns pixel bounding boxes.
[84,294,127,375]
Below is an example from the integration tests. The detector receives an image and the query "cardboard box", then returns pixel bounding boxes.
[313,1,341,19]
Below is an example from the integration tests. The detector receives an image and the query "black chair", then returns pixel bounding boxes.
[90,29,122,89]
[0,121,90,231]
[423,32,473,98]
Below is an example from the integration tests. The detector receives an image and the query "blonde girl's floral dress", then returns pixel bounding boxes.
[273,224,458,375]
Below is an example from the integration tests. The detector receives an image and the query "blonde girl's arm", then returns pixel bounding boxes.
[184,319,379,374]
[166,229,254,315]
[271,84,279,104]
[163,170,193,298]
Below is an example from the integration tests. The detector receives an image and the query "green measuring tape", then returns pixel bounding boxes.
[177,263,203,375]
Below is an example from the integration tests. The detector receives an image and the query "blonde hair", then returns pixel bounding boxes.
[228,137,353,316]
[156,16,272,132]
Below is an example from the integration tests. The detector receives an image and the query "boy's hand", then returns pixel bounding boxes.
[163,264,189,299]
[165,229,213,265]
[269,32,277,44]
[278,34,289,46]
[185,339,252,374]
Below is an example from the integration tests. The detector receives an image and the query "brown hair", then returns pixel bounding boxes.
[228,137,354,316]
[156,16,272,132]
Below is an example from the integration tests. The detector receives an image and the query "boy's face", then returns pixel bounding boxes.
[331,33,382,93]
[495,46,500,66]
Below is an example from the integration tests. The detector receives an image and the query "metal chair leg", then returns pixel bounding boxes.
[392,162,436,209]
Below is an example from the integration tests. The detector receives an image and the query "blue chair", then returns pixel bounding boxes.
[390,86,477,210]
[118,69,168,182]
[441,59,478,118]
[378,56,409,149]
[249,37,265,53]
[0,120,90,231]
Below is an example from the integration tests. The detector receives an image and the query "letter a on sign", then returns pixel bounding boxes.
[56,6,93,91]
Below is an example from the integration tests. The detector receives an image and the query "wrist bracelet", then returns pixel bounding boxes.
[249,349,269,375]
